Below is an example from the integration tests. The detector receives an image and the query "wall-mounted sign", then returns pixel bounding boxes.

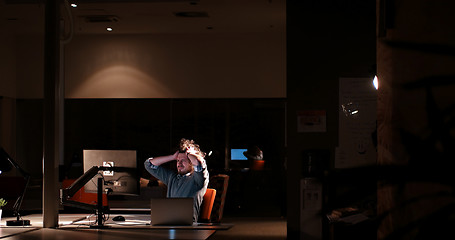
[297,110,327,133]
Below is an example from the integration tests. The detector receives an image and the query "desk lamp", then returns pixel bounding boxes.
[61,165,135,228]
[0,147,31,226]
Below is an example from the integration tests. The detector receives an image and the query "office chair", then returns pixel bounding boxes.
[208,174,229,223]
[199,188,216,222]
[62,179,108,208]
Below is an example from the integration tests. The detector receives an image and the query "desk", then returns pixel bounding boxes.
[1,213,230,240]
[0,227,215,240]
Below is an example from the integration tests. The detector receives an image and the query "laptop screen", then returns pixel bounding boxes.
[150,198,194,226]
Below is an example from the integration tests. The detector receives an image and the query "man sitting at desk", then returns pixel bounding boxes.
[144,138,209,222]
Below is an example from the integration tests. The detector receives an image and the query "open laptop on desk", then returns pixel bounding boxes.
[150,198,194,226]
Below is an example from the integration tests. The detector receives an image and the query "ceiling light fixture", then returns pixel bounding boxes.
[106,27,113,32]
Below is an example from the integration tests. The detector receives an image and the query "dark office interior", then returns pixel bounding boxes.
[1,0,455,239]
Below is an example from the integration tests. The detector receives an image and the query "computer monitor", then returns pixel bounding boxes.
[83,149,139,196]
[230,148,248,160]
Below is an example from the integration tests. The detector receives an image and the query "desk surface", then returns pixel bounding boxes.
[1,213,232,228]
[0,227,215,240]
[1,213,230,240]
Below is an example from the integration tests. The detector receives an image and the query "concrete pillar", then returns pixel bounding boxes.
[377,0,455,239]
[43,0,61,228]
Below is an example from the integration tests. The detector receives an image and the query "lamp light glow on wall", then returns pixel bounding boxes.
[107,27,113,32]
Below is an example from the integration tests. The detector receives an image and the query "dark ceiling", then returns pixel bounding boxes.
[1,0,286,35]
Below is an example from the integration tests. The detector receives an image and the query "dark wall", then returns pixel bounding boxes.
[63,98,285,173]
[287,0,377,238]
[16,99,43,179]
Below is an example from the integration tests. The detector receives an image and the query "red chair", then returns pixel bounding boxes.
[199,188,216,222]
[62,179,108,207]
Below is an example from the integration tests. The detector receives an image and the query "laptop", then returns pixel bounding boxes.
[150,198,194,226]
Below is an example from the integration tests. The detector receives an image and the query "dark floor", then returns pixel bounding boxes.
[210,217,287,240]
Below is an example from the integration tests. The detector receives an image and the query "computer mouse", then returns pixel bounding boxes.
[112,215,125,221]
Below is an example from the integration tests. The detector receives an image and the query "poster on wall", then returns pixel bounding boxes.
[297,110,327,133]
[336,77,377,168]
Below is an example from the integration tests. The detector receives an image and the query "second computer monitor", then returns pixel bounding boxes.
[230,148,248,160]
[83,149,139,196]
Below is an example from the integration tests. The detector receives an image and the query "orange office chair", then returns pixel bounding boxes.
[62,179,108,207]
[199,188,216,222]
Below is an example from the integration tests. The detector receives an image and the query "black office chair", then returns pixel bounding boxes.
[208,174,229,223]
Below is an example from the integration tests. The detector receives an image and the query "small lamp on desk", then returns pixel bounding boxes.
[0,147,31,226]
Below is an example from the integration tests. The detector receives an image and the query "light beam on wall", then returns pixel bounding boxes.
[69,65,176,98]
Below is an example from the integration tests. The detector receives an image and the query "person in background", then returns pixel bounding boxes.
[244,146,264,171]
[144,138,209,222]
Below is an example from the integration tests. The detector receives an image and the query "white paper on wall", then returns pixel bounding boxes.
[336,77,377,168]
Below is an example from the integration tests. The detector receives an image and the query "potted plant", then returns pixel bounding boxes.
[0,198,7,220]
